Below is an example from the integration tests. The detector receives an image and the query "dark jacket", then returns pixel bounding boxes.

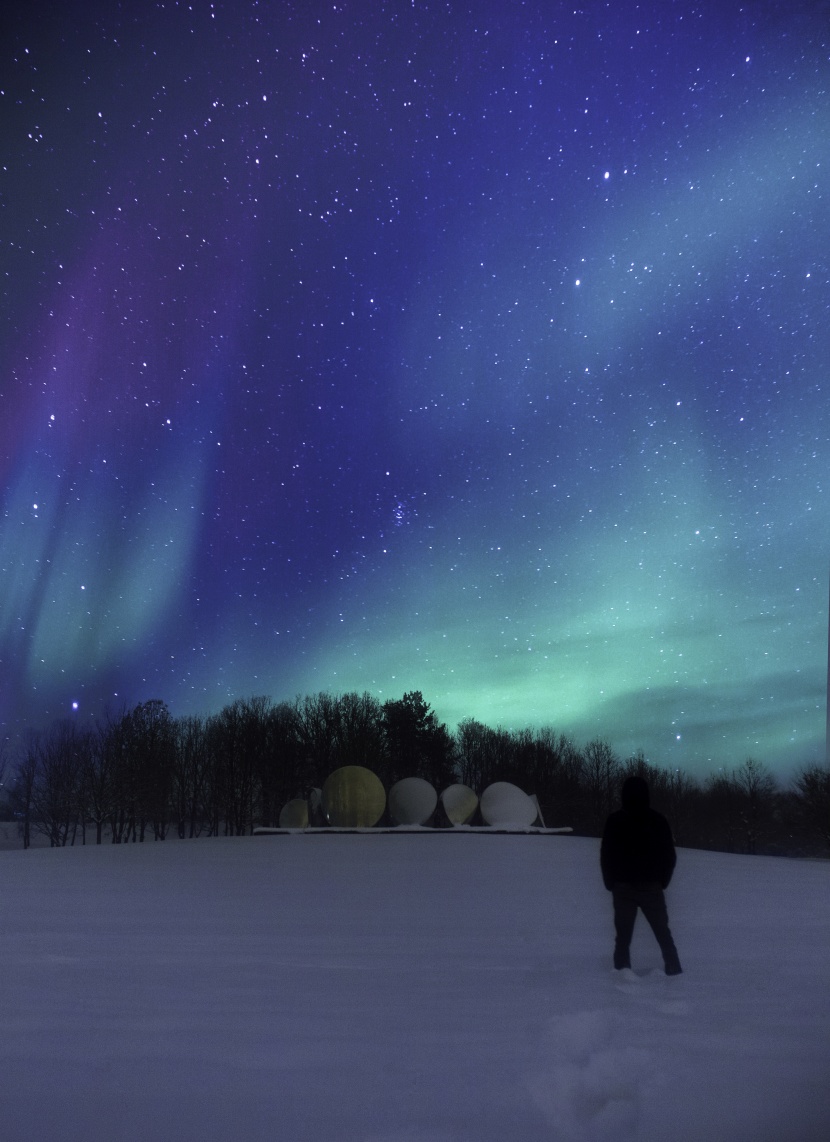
[600,775,676,891]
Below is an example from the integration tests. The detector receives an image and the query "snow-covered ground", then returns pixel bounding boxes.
[0,832,827,1141]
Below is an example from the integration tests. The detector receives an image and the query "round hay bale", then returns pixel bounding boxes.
[388,777,438,826]
[440,783,479,825]
[322,765,386,828]
[278,799,309,829]
[479,781,536,827]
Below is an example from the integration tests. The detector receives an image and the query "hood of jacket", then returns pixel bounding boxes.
[620,774,650,812]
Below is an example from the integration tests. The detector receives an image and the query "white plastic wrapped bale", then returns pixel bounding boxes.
[278,799,309,829]
[388,777,438,826]
[439,782,479,825]
[321,765,386,828]
[480,781,537,828]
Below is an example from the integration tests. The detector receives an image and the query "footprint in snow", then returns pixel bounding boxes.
[613,968,691,1016]
[526,1009,653,1142]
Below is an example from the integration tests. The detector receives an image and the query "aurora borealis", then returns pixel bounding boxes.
[1,1,828,776]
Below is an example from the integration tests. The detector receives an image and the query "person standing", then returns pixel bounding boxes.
[600,774,682,975]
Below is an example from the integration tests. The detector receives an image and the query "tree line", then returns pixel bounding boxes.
[2,690,828,857]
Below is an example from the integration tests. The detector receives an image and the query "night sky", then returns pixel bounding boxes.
[2,1,828,777]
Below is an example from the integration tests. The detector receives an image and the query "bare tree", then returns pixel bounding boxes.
[790,763,830,852]
[456,719,523,793]
[28,721,89,847]
[10,745,37,849]
[732,757,778,855]
[295,692,342,782]
[106,713,135,843]
[581,739,622,836]
[704,772,740,853]
[206,697,269,836]
[660,766,702,847]
[521,727,584,827]
[256,701,307,827]
[171,715,211,839]
[82,710,126,844]
[337,692,386,775]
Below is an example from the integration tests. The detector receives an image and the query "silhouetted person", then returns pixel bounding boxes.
[600,775,682,975]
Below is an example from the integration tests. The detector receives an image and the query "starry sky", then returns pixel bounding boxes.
[2,0,829,777]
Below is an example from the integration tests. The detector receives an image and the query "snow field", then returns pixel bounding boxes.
[0,833,828,1141]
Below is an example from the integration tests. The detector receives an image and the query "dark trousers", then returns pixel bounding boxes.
[612,882,681,973]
